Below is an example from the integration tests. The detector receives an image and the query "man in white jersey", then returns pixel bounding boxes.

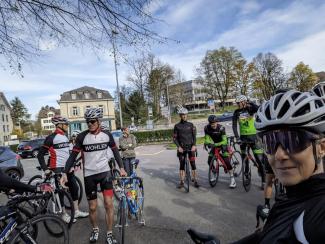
[37,115,89,223]
[61,108,126,244]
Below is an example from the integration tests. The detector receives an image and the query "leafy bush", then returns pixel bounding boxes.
[133,129,173,143]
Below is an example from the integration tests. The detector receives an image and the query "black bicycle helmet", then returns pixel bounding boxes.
[208,115,219,123]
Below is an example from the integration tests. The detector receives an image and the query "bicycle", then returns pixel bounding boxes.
[240,142,265,192]
[187,228,220,244]
[115,176,145,244]
[181,149,194,193]
[0,193,69,243]
[207,146,242,187]
[27,170,75,232]
[227,136,242,177]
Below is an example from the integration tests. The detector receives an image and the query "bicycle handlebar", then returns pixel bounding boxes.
[187,229,220,244]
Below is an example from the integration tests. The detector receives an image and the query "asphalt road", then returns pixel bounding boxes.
[11,142,264,244]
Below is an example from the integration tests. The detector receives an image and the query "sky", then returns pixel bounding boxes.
[1,0,325,119]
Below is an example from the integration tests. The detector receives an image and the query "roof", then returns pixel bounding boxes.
[59,86,113,102]
[0,92,11,111]
[38,107,60,119]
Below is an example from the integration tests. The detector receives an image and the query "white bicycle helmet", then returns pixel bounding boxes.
[311,81,325,98]
[177,106,188,115]
[51,116,69,125]
[84,107,103,119]
[235,95,248,103]
[255,90,325,133]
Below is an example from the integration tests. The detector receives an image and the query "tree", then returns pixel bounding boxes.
[252,52,287,100]
[10,97,28,126]
[168,70,187,107]
[199,47,244,106]
[125,91,147,125]
[235,60,255,96]
[0,1,167,71]
[288,62,319,91]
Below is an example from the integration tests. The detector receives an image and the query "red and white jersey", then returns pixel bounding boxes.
[42,129,70,169]
[72,130,116,177]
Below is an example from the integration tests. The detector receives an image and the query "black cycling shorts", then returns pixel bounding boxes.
[265,160,274,175]
[84,171,113,200]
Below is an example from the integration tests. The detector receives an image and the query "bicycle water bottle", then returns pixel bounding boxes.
[130,190,137,200]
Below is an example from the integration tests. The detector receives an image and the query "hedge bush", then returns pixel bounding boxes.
[133,129,173,143]
[9,144,18,152]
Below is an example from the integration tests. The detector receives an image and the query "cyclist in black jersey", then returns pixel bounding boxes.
[61,108,126,244]
[190,89,325,243]
[173,106,199,188]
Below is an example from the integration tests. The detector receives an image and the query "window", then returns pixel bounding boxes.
[97,92,102,99]
[85,92,90,99]
[0,105,5,111]
[98,105,104,114]
[44,126,49,130]
[1,114,4,122]
[71,93,76,100]
[50,125,54,129]
[5,115,8,122]
[2,125,5,132]
[6,125,9,132]
[48,113,54,118]
[72,107,78,116]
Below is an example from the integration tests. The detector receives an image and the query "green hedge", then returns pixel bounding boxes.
[133,129,173,143]
[9,145,18,152]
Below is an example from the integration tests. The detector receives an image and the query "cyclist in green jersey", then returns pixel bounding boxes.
[232,95,266,189]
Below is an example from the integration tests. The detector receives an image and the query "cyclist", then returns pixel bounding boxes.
[232,95,266,189]
[61,108,127,244]
[119,127,137,176]
[37,115,89,223]
[204,115,236,188]
[173,106,199,188]
[190,90,325,243]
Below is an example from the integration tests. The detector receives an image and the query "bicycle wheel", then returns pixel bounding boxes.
[65,175,83,209]
[242,157,251,192]
[132,177,145,226]
[184,159,190,193]
[117,200,126,244]
[10,214,69,244]
[208,157,218,187]
[231,151,242,177]
[112,169,122,200]
[44,189,75,236]
[28,175,43,185]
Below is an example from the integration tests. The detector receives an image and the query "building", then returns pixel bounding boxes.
[40,109,60,131]
[0,92,13,146]
[58,86,116,133]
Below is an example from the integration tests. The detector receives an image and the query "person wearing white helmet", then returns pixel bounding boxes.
[173,106,199,188]
[233,94,267,189]
[61,108,127,244]
[37,115,89,223]
[192,90,325,243]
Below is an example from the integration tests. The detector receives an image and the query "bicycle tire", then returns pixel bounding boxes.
[132,177,145,226]
[28,175,43,185]
[117,200,126,244]
[208,157,218,187]
[9,214,69,244]
[112,169,122,200]
[242,157,251,192]
[231,151,242,177]
[44,189,75,236]
[65,175,83,209]
[184,158,190,193]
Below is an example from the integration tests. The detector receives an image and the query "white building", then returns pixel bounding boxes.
[40,111,57,131]
[0,92,13,146]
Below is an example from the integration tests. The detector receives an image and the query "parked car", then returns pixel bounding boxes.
[128,125,138,132]
[0,146,24,180]
[111,130,123,148]
[216,112,234,122]
[16,138,45,158]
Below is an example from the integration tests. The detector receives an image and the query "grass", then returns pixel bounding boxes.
[166,136,205,149]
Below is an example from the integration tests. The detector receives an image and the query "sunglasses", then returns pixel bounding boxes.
[86,119,98,125]
[258,129,319,155]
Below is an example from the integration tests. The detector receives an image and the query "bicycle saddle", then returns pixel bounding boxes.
[187,229,220,244]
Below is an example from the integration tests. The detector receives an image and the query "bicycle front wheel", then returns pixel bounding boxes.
[231,151,242,177]
[184,159,190,193]
[242,157,251,192]
[208,157,218,187]
[10,214,69,244]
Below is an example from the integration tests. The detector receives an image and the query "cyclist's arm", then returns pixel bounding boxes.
[173,125,180,147]
[0,169,36,193]
[108,133,124,169]
[248,102,259,113]
[232,109,240,138]
[204,134,214,145]
[37,135,53,171]
[215,134,227,147]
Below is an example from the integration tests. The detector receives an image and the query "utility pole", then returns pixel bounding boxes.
[166,82,171,126]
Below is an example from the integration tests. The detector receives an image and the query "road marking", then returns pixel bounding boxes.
[137,149,165,156]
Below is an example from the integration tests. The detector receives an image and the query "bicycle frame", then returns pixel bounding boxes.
[243,143,259,168]
[213,147,230,172]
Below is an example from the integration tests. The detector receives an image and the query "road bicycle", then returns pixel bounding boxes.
[0,193,69,243]
[114,176,145,244]
[227,136,242,177]
[207,145,242,187]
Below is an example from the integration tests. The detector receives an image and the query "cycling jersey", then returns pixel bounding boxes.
[232,102,259,138]
[233,173,325,244]
[64,129,123,177]
[173,120,196,148]
[204,124,227,146]
[38,128,70,170]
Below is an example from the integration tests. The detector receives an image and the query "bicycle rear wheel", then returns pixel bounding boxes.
[208,157,218,187]
[184,159,190,193]
[10,214,69,244]
[242,157,251,192]
[231,151,242,177]
[112,169,122,200]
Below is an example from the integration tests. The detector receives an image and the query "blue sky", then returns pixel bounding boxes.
[1,0,325,119]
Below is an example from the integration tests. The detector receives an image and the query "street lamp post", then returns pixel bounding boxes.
[112,30,123,128]
[166,82,171,126]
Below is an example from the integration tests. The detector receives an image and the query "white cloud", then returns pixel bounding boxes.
[240,0,261,15]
